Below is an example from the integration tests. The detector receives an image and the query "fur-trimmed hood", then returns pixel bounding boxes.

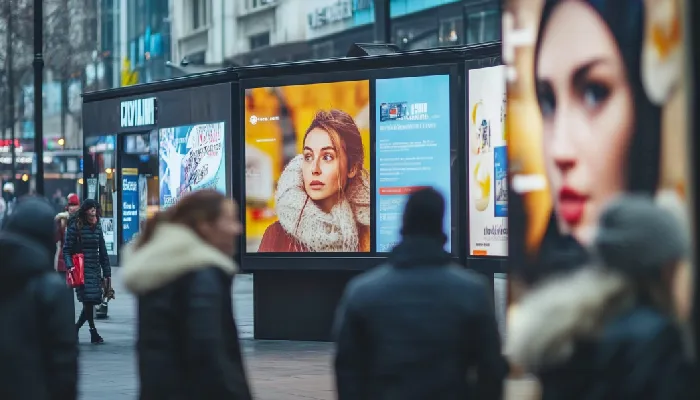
[505,268,633,371]
[121,223,238,295]
[275,154,370,252]
[55,212,70,221]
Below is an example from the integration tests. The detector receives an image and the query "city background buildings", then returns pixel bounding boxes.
[0,0,499,196]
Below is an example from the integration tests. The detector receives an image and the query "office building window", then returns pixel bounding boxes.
[439,17,463,45]
[192,0,208,30]
[249,32,270,50]
[466,9,500,44]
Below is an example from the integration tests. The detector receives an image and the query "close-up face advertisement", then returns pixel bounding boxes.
[244,81,372,253]
[504,0,693,320]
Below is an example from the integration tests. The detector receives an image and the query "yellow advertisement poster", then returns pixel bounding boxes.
[244,81,371,253]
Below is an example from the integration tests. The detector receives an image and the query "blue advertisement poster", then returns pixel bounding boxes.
[375,74,452,252]
[121,169,140,244]
[159,122,226,209]
[494,146,508,218]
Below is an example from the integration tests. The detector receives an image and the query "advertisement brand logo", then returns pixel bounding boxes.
[121,97,157,128]
[307,0,353,30]
[249,115,258,125]
[483,222,508,237]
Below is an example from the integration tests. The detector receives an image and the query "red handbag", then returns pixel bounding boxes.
[66,253,85,288]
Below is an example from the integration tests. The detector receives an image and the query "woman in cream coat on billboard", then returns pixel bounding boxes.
[258,109,370,252]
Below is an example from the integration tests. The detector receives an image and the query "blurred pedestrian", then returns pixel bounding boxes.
[122,189,252,400]
[1,182,17,224]
[506,194,696,399]
[63,199,110,344]
[0,197,78,400]
[333,187,508,400]
[55,193,81,282]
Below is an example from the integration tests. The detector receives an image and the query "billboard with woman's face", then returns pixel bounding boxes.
[504,0,693,319]
[244,81,371,253]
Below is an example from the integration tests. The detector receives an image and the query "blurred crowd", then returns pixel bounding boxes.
[0,187,696,399]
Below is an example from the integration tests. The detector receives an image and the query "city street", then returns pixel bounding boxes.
[77,269,537,400]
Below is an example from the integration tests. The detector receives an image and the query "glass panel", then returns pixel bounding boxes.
[121,131,159,245]
[466,9,500,44]
[85,135,118,256]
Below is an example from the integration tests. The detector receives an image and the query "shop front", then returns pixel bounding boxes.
[82,77,234,265]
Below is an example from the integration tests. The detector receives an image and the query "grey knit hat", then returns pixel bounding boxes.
[593,194,689,277]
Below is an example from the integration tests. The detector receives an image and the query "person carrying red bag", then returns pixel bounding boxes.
[63,199,111,344]
[55,193,80,281]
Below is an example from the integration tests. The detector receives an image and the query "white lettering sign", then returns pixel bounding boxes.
[307,0,353,30]
[120,97,157,128]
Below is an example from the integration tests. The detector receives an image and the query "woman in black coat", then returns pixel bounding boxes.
[63,199,111,343]
[122,189,252,400]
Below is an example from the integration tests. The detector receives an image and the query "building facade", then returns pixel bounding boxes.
[167,0,500,68]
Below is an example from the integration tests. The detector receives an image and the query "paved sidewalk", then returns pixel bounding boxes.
[76,269,538,400]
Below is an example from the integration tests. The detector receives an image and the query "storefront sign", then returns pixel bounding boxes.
[308,0,353,29]
[121,169,140,244]
[120,97,157,128]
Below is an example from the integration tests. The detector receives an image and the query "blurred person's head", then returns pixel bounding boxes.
[137,189,241,257]
[78,199,99,226]
[3,197,58,257]
[593,194,688,312]
[301,110,365,213]
[67,193,80,213]
[535,0,660,246]
[400,187,447,245]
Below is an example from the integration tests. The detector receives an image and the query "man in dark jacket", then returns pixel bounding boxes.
[333,188,508,400]
[0,197,78,400]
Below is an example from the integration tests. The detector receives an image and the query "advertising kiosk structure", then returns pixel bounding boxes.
[82,43,502,341]
[82,73,235,265]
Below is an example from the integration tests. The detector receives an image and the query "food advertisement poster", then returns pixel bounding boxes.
[375,74,452,252]
[468,65,508,257]
[159,122,226,209]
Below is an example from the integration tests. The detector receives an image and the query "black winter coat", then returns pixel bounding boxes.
[334,236,509,400]
[0,232,78,400]
[122,223,252,400]
[63,218,111,304]
[506,268,696,400]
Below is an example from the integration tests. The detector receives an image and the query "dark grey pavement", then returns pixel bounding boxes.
[76,269,537,400]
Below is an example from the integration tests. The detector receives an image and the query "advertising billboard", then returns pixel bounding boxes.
[244,81,371,253]
[468,65,508,257]
[375,74,452,252]
[158,122,227,209]
[504,0,693,320]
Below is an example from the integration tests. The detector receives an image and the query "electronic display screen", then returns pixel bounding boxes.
[158,122,226,209]
[468,66,508,257]
[374,75,452,252]
[244,81,372,253]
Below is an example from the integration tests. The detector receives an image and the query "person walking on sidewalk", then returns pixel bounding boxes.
[506,195,696,399]
[333,188,508,400]
[63,199,110,344]
[55,194,80,282]
[0,197,78,400]
[122,189,252,400]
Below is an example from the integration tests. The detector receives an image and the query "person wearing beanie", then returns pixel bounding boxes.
[55,194,81,278]
[63,198,111,344]
[333,188,508,400]
[0,197,78,400]
[506,194,696,399]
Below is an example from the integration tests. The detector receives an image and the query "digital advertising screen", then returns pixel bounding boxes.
[504,0,693,321]
[158,122,227,209]
[375,75,452,252]
[244,81,371,253]
[468,65,508,257]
